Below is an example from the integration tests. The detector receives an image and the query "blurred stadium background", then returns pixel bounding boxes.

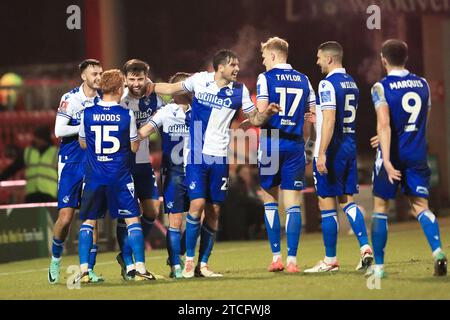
[0,0,449,265]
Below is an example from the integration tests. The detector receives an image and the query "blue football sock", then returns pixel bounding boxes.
[88,244,98,271]
[167,227,181,266]
[264,203,281,255]
[116,219,134,267]
[343,202,369,248]
[185,214,201,258]
[417,210,442,253]
[52,237,64,259]
[180,228,186,256]
[78,224,94,268]
[127,223,145,264]
[199,223,216,264]
[321,210,338,258]
[371,213,388,265]
[141,216,155,239]
[285,206,302,257]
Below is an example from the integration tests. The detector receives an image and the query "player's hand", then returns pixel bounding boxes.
[317,154,328,175]
[383,161,401,184]
[370,135,379,149]
[265,103,281,116]
[304,112,316,124]
[145,81,156,96]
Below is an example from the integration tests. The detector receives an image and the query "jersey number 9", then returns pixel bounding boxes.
[402,92,421,132]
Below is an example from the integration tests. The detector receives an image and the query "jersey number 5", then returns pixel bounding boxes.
[91,125,120,154]
[275,88,303,117]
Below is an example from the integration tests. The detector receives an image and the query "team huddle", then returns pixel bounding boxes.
[47,36,447,285]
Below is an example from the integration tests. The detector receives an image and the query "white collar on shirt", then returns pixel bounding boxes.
[388,69,410,77]
[98,100,119,107]
[273,63,293,70]
[326,68,346,78]
[208,72,234,89]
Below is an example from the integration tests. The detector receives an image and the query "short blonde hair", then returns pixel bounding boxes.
[100,69,124,94]
[261,37,289,57]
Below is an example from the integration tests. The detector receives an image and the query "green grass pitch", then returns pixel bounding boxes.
[1,218,449,300]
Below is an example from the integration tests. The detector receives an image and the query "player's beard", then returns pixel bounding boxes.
[87,79,101,91]
[227,72,238,82]
[129,86,145,97]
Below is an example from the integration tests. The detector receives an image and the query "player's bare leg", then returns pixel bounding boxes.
[338,195,373,271]
[409,196,447,276]
[261,187,285,272]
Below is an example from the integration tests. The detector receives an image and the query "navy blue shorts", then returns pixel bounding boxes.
[185,155,229,204]
[131,163,159,201]
[57,161,85,210]
[162,166,189,214]
[259,150,305,191]
[313,157,359,198]
[79,175,140,220]
[372,150,430,200]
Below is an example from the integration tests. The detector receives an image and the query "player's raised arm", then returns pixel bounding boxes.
[316,80,336,175]
[154,82,185,96]
[372,82,401,183]
[78,111,87,150]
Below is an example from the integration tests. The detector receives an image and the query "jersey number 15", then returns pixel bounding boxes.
[91,125,120,154]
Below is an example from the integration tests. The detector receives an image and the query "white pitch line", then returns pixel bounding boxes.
[0,245,262,277]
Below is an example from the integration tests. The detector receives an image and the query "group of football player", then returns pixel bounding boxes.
[47,36,447,285]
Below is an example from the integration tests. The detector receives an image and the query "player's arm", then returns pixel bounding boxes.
[316,80,336,175]
[255,74,269,113]
[245,104,280,126]
[78,112,87,149]
[246,80,280,126]
[139,108,165,140]
[55,97,79,138]
[138,122,157,140]
[145,81,184,96]
[372,83,401,183]
[129,110,140,153]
